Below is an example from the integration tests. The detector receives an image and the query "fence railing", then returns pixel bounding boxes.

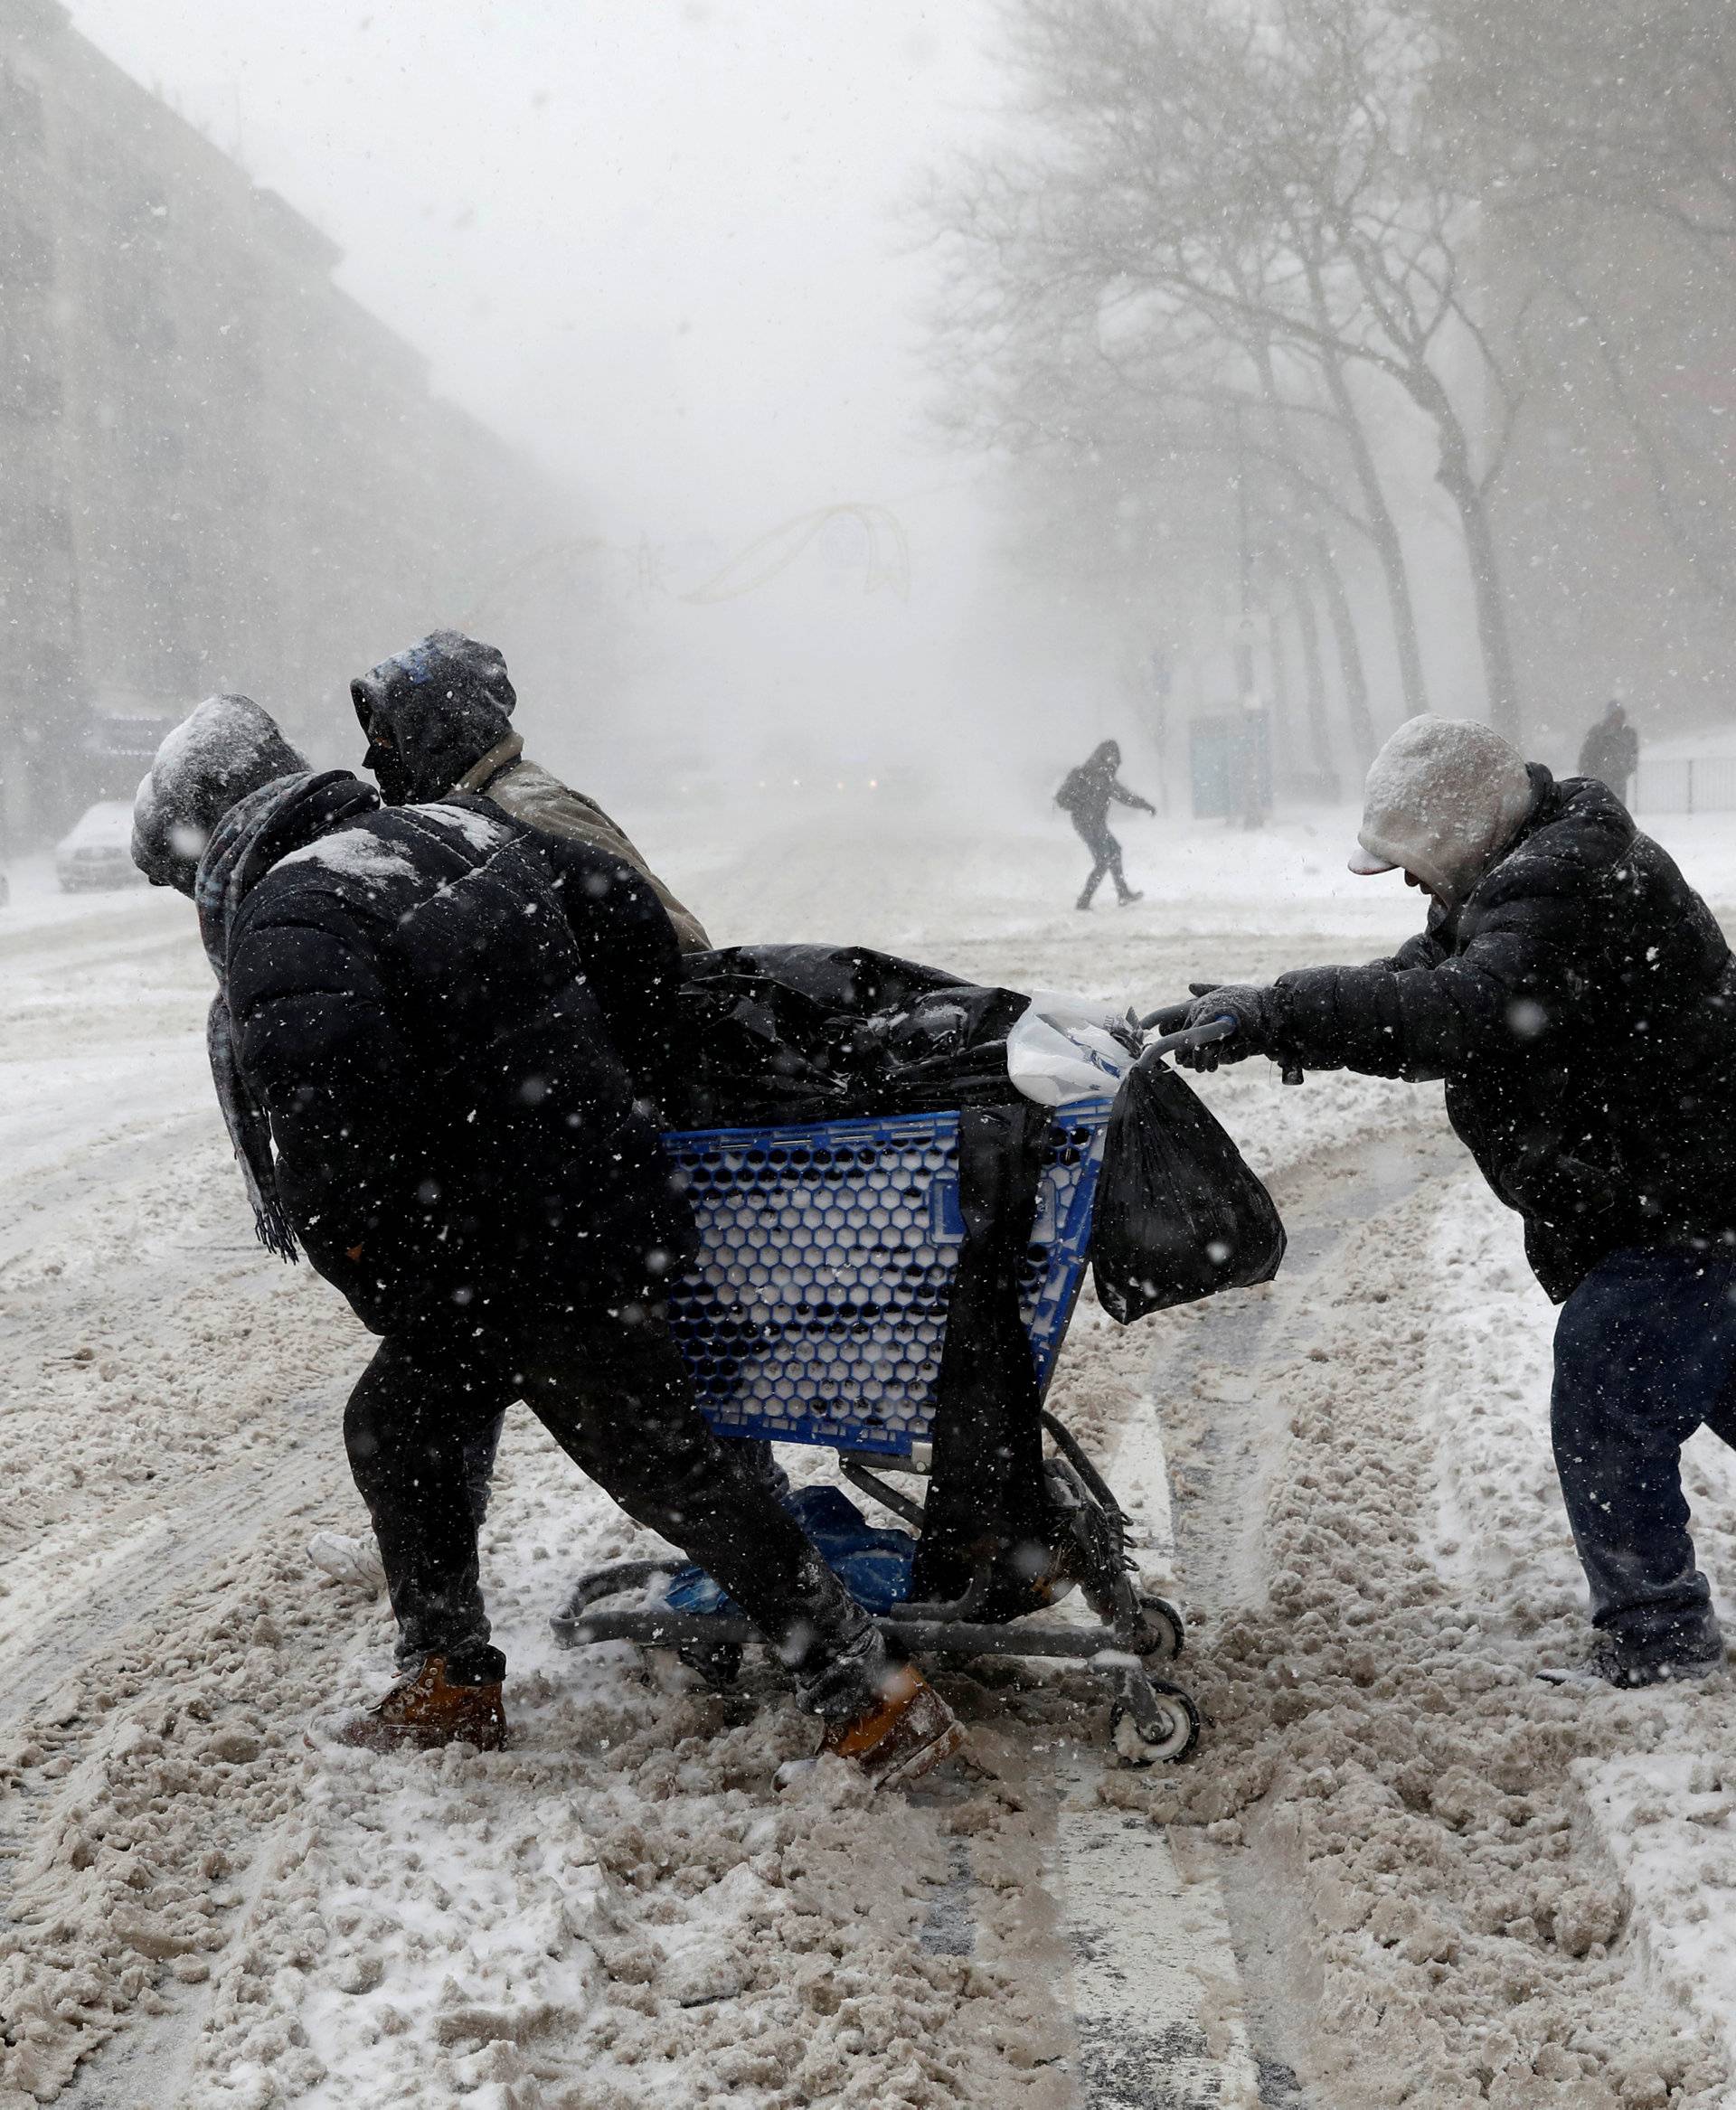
[1634,758,1736,815]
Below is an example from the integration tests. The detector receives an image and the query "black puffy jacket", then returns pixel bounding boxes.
[1265,768,1736,1299]
[224,794,693,1332]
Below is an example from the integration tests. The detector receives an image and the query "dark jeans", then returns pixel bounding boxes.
[1072,814,1130,905]
[1552,1248,1736,1650]
[344,1307,883,1718]
[458,1419,786,1526]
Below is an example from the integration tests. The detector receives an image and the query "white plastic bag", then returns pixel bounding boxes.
[1005,990,1135,1107]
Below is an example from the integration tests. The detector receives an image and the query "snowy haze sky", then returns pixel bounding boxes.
[57,0,1142,787]
[62,0,998,549]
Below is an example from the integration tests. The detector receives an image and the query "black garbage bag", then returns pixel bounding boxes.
[909,1098,1057,1615]
[1090,1051,1286,1322]
[672,943,1037,1125]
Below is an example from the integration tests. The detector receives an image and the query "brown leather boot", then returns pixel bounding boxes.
[317,1655,508,1754]
[821,1664,966,1789]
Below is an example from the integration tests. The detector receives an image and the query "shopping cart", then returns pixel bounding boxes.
[551,1004,1234,1765]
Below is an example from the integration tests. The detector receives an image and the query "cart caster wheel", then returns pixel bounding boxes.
[1137,1593,1185,1660]
[1109,1684,1201,1766]
[677,1637,743,1691]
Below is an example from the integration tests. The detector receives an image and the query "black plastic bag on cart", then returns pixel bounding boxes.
[670,943,1036,1125]
[909,1097,1056,1615]
[1090,1052,1286,1323]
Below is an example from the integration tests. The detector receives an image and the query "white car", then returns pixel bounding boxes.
[55,800,145,891]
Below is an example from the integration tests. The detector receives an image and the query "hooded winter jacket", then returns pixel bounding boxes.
[1350,716,1536,904]
[351,632,711,954]
[1055,740,1155,832]
[1263,768,1736,1299]
[215,774,693,1333]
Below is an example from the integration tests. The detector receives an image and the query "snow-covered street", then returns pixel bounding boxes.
[6,804,1736,2109]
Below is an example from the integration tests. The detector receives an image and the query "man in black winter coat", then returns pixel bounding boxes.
[1180,714,1736,1688]
[1056,739,1155,909]
[131,695,963,1781]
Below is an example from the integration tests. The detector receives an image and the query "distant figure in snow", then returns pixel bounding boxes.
[1055,739,1155,910]
[351,628,711,954]
[1178,715,1736,1691]
[1577,699,1639,805]
[129,694,964,1783]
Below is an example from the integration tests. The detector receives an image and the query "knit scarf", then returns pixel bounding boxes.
[194,770,381,1261]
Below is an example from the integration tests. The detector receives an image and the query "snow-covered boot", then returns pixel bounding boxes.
[821,1664,966,1788]
[307,1530,387,1596]
[1116,888,1144,907]
[315,1654,507,1753]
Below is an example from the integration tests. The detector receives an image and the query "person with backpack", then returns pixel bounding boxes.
[129,693,966,1785]
[1055,739,1155,909]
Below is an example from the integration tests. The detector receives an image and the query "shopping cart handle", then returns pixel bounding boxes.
[1143,1013,1238,1059]
[1138,998,1195,1033]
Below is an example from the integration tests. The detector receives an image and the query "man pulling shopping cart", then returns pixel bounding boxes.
[132,696,967,1785]
[1176,715,1736,1690]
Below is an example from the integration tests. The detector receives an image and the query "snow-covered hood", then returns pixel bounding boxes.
[1351,716,1537,906]
[132,694,309,896]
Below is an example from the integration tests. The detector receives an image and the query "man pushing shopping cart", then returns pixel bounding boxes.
[1175,715,1736,1691]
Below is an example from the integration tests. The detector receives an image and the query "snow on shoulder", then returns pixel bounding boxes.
[275,827,420,890]
[428,803,511,856]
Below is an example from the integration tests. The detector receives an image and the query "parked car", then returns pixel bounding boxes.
[0,867,10,908]
[55,800,145,890]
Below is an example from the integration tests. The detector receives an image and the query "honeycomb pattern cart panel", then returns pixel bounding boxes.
[664,1100,1113,1457]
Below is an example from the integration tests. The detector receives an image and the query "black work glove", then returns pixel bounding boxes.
[1175,981,1270,1071]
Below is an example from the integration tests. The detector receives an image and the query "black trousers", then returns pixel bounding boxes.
[344,1307,884,1718]
[1072,813,1129,903]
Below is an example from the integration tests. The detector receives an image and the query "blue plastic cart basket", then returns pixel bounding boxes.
[662,1100,1113,1461]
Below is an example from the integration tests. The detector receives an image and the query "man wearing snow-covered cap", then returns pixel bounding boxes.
[1180,716,1736,1690]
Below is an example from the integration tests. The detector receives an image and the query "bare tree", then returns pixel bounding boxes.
[1425,0,1736,610]
[1424,0,1736,265]
[929,0,1533,735]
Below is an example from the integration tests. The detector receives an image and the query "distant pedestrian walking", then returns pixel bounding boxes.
[1578,700,1639,805]
[1055,739,1155,909]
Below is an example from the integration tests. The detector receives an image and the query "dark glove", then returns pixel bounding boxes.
[1175,982,1270,1071]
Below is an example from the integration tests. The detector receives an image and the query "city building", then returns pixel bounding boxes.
[0,0,570,848]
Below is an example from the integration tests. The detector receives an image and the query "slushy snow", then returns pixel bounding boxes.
[5,798,1736,2107]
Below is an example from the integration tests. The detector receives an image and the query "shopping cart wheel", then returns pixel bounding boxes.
[1137,1592,1185,1661]
[1109,1677,1201,1766]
